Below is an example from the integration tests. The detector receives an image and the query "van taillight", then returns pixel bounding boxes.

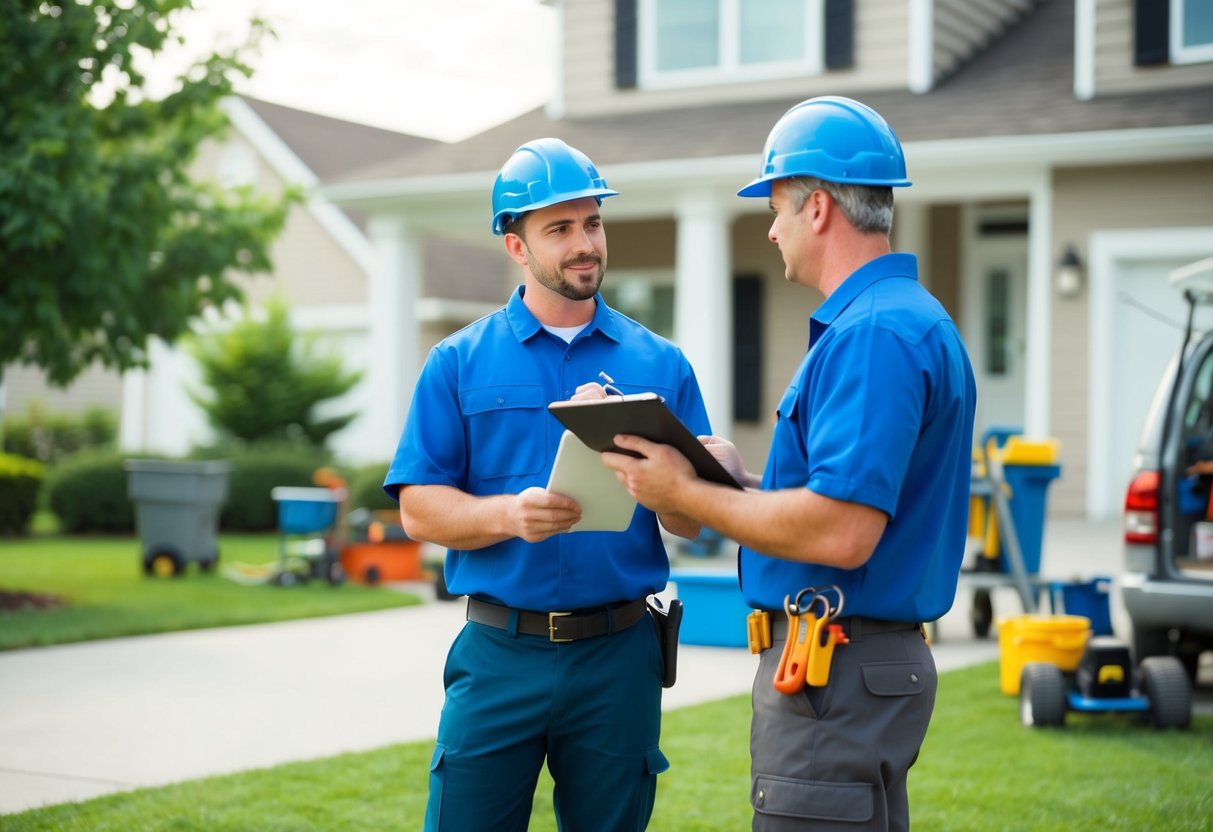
[1124,470,1160,545]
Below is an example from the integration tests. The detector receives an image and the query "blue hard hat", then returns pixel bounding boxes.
[738,96,911,198]
[491,138,619,235]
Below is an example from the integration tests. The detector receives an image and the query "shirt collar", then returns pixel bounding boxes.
[808,253,919,348]
[505,285,622,344]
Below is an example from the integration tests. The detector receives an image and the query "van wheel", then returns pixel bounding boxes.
[1140,656,1192,730]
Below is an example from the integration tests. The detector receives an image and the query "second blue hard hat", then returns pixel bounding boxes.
[491,138,619,235]
[738,96,911,198]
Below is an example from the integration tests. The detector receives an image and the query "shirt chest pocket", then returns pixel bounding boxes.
[770,385,806,486]
[460,385,547,480]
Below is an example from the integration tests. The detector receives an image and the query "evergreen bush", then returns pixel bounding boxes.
[45,450,135,533]
[2,403,117,464]
[0,453,44,535]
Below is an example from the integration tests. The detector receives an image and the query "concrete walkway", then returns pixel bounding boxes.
[0,518,1147,815]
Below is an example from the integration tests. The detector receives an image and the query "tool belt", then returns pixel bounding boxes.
[769,614,922,644]
[466,597,648,643]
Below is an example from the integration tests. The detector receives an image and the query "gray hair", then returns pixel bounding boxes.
[783,176,894,235]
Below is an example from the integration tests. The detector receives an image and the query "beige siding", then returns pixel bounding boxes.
[3,362,124,419]
[192,138,368,308]
[1050,160,1213,515]
[933,0,1029,80]
[1093,0,1213,96]
[560,0,911,120]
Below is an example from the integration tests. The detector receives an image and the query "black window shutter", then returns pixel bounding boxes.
[1134,0,1170,66]
[824,0,854,70]
[733,276,764,422]
[616,0,638,88]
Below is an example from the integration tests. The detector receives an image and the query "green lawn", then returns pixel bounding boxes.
[4,662,1211,831]
[0,535,421,650]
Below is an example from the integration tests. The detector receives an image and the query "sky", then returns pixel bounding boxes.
[142,0,557,142]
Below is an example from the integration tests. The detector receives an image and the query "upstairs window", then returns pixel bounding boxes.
[1171,0,1213,64]
[638,0,822,89]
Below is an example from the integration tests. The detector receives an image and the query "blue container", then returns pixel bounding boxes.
[999,462,1061,575]
[271,487,341,534]
[1051,576,1114,636]
[670,569,750,648]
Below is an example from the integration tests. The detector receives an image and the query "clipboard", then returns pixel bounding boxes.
[546,430,638,532]
[547,393,742,489]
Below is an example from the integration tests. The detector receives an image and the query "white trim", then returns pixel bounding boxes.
[1087,227,1213,519]
[1023,175,1053,439]
[1074,0,1096,100]
[908,0,934,94]
[221,98,379,279]
[1170,0,1213,65]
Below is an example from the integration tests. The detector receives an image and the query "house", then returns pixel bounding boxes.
[322,0,1213,519]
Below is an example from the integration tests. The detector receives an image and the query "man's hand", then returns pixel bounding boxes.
[602,434,696,515]
[511,486,582,542]
[698,435,759,487]
[570,381,611,401]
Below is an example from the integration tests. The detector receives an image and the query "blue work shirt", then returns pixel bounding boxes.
[740,254,976,622]
[386,286,711,611]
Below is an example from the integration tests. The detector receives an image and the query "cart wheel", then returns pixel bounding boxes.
[363,565,382,586]
[274,571,301,588]
[326,561,346,587]
[143,548,183,579]
[971,589,993,639]
[1140,656,1192,730]
[1020,663,1066,728]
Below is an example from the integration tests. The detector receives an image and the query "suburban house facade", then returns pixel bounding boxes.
[10,0,1209,522]
[323,0,1213,519]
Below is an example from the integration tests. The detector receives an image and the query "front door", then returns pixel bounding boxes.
[963,217,1029,438]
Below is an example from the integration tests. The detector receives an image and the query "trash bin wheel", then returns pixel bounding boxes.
[1020,662,1066,728]
[971,589,993,639]
[198,549,220,573]
[143,548,184,579]
[1140,656,1192,730]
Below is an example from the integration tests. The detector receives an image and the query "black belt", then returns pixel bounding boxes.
[770,614,922,643]
[466,597,649,643]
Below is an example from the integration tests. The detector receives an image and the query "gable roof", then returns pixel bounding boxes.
[334,0,1213,186]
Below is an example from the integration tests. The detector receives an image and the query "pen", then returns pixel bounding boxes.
[598,371,624,397]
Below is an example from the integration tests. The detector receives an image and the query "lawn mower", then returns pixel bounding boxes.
[1019,634,1192,729]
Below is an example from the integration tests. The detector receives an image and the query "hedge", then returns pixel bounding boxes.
[45,450,136,533]
[0,453,44,535]
[347,462,396,512]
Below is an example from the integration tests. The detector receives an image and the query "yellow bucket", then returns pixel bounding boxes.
[997,614,1090,695]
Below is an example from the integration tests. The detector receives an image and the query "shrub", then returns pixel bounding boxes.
[0,453,44,535]
[2,403,117,464]
[207,445,332,531]
[348,462,396,512]
[45,450,136,533]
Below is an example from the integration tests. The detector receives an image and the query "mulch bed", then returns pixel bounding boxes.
[0,589,66,613]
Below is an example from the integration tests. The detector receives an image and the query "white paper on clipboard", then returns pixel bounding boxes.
[546,430,637,532]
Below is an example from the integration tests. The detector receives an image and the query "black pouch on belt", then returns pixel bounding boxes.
[647,597,683,688]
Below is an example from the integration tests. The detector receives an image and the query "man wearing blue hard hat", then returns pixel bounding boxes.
[604,97,976,830]
[384,137,711,831]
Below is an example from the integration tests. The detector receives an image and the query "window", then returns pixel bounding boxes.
[638,0,821,88]
[985,268,1009,377]
[600,275,675,337]
[1171,0,1213,64]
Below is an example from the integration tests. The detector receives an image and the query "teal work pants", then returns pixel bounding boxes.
[424,614,669,831]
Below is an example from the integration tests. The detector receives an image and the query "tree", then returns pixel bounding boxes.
[0,1,295,390]
[188,298,363,449]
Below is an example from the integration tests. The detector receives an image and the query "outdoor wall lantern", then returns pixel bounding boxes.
[1055,245,1084,299]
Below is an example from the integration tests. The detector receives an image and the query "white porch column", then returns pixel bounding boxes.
[1024,175,1054,438]
[673,192,734,438]
[366,216,422,458]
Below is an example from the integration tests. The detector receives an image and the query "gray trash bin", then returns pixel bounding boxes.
[125,459,233,577]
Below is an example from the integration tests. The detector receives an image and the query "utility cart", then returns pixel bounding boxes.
[268,486,348,587]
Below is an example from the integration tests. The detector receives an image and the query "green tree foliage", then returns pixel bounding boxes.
[0,1,295,387]
[189,299,363,449]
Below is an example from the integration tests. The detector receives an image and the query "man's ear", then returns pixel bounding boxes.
[503,233,529,266]
[808,189,832,234]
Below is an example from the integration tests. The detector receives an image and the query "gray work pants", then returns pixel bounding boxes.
[750,622,936,831]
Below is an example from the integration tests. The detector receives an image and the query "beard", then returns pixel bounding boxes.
[525,247,606,301]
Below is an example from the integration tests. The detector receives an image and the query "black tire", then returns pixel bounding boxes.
[971,589,993,639]
[364,565,382,586]
[1131,625,1172,664]
[1020,663,1067,728]
[274,570,301,588]
[1140,656,1192,730]
[326,561,346,587]
[198,549,220,573]
[143,548,184,579]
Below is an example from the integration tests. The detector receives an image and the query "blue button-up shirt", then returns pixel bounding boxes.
[386,286,711,610]
[740,254,976,622]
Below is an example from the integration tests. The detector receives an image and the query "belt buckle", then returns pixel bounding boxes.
[548,611,573,642]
